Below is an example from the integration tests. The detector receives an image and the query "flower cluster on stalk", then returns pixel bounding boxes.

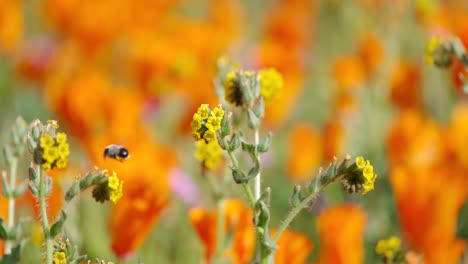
[191,104,225,143]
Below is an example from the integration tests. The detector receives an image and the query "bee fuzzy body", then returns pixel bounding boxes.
[104,144,129,162]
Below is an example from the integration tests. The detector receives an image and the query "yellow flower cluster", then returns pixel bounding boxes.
[355,156,377,195]
[195,140,223,170]
[259,68,283,103]
[40,132,70,171]
[375,236,401,259]
[108,171,124,204]
[191,104,225,143]
[53,251,66,264]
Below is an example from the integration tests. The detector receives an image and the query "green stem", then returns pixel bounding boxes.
[38,166,53,264]
[253,129,260,201]
[4,158,17,255]
[223,139,256,207]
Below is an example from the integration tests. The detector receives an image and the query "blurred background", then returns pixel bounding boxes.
[0,0,467,263]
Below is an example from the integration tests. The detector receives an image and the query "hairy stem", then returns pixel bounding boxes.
[4,158,17,255]
[38,166,53,264]
[254,129,260,201]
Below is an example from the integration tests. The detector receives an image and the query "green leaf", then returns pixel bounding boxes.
[50,210,67,237]
[0,244,21,264]
[220,115,231,137]
[231,168,246,184]
[253,97,265,119]
[289,185,302,208]
[0,218,7,240]
[241,142,255,154]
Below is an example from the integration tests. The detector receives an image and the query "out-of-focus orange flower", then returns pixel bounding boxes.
[451,60,468,96]
[272,229,313,264]
[14,38,56,84]
[286,123,322,182]
[322,120,345,162]
[90,133,177,258]
[256,0,315,128]
[334,90,358,116]
[189,199,255,264]
[357,31,385,76]
[387,110,443,169]
[387,107,467,264]
[332,55,365,91]
[446,103,468,169]
[316,204,367,264]
[0,0,23,55]
[389,61,422,110]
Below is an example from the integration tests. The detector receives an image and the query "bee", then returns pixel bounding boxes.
[103,144,129,162]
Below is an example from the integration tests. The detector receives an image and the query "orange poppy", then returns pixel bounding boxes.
[189,199,255,264]
[316,204,367,264]
[331,55,365,92]
[286,123,322,182]
[389,61,422,110]
[0,0,23,55]
[271,229,313,264]
[357,31,385,76]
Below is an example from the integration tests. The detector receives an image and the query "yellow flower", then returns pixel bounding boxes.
[56,158,67,169]
[56,132,67,144]
[376,236,401,259]
[203,130,216,143]
[42,162,51,171]
[207,116,221,131]
[47,120,59,129]
[108,171,124,204]
[259,68,283,103]
[195,140,223,170]
[43,146,58,163]
[53,251,66,264]
[363,164,374,180]
[192,131,202,141]
[40,135,54,148]
[110,181,124,204]
[355,156,367,169]
[212,106,224,119]
[362,174,377,195]
[57,143,70,159]
[108,171,120,190]
[197,104,210,119]
[191,113,203,131]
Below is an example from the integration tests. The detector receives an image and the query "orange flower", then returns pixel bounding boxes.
[316,204,367,264]
[357,31,385,76]
[286,123,322,182]
[446,103,468,169]
[189,199,255,264]
[0,0,23,55]
[331,55,365,91]
[322,120,345,162]
[386,110,443,169]
[271,229,313,264]
[451,60,468,96]
[389,61,422,110]
[387,107,467,263]
[90,133,177,258]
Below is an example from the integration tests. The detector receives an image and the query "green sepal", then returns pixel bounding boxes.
[290,185,302,208]
[231,168,246,184]
[43,176,52,196]
[253,97,265,119]
[28,182,39,196]
[1,174,10,198]
[247,109,260,129]
[220,115,231,137]
[3,146,14,167]
[12,181,27,198]
[228,132,240,151]
[258,132,272,153]
[65,181,80,202]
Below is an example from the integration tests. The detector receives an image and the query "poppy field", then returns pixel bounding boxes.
[0,0,467,263]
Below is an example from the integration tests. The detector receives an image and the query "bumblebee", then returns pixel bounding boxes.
[103,144,129,162]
